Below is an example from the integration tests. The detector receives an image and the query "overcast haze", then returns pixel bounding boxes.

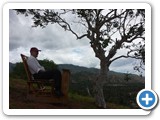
[9,9,143,75]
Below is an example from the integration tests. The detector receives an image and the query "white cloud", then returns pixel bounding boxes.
[9,9,144,75]
[38,45,99,68]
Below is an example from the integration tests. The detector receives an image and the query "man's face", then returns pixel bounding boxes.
[31,51,39,58]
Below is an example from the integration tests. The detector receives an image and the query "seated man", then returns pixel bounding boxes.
[27,47,63,97]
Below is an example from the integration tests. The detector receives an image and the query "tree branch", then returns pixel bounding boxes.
[99,10,126,29]
[57,15,88,39]
[109,54,142,65]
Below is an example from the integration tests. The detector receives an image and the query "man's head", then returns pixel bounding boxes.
[30,47,41,58]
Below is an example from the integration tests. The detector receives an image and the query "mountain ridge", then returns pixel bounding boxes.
[58,64,145,84]
[9,62,144,84]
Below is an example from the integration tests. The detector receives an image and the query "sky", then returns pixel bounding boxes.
[9,9,143,75]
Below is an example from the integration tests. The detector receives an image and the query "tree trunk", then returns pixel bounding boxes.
[93,59,108,108]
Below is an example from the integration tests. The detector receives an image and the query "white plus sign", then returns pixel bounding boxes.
[142,93,153,105]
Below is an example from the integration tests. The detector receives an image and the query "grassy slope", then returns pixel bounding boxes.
[9,78,130,109]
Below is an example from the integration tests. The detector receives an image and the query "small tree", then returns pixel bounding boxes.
[14,9,145,108]
[124,72,131,82]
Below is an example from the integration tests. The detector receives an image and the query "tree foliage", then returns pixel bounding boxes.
[38,59,57,70]
[10,59,57,80]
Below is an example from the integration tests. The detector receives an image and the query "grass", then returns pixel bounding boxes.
[9,78,131,109]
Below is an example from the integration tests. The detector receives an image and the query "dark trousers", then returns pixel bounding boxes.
[33,69,62,91]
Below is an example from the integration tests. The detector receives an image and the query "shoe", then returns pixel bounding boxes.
[54,90,64,97]
[39,86,46,91]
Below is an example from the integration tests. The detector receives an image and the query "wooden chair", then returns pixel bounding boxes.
[20,54,70,103]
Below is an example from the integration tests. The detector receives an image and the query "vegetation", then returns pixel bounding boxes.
[39,59,57,70]
[9,78,133,109]
[9,59,57,79]
[9,60,144,109]
[14,9,145,108]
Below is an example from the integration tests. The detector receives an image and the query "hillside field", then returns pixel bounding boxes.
[9,62,144,109]
[9,78,143,109]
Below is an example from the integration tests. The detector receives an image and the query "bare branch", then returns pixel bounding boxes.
[109,54,142,65]
[57,15,88,39]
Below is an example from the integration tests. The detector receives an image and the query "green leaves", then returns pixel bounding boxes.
[102,38,110,48]
[10,59,57,79]
[113,21,119,28]
[38,59,57,70]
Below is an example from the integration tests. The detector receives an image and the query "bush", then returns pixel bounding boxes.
[10,59,57,80]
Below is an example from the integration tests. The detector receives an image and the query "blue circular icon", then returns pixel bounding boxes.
[136,89,158,110]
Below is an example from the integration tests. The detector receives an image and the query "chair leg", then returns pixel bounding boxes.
[51,84,55,95]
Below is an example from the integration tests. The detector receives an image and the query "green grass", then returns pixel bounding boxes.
[9,78,132,109]
[68,92,97,109]
[69,92,94,102]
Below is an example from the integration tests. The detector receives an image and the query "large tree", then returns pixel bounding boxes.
[15,9,145,108]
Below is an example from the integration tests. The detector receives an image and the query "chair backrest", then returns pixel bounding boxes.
[20,54,33,81]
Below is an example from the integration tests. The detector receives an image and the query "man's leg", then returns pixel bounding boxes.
[33,69,63,96]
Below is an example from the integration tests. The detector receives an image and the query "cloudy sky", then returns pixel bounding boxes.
[9,9,143,75]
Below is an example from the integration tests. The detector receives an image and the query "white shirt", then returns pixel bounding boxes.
[27,55,45,74]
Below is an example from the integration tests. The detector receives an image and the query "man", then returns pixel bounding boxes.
[27,47,63,97]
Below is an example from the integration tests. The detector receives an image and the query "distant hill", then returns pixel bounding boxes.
[58,64,98,74]
[58,64,144,84]
[9,62,145,84]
